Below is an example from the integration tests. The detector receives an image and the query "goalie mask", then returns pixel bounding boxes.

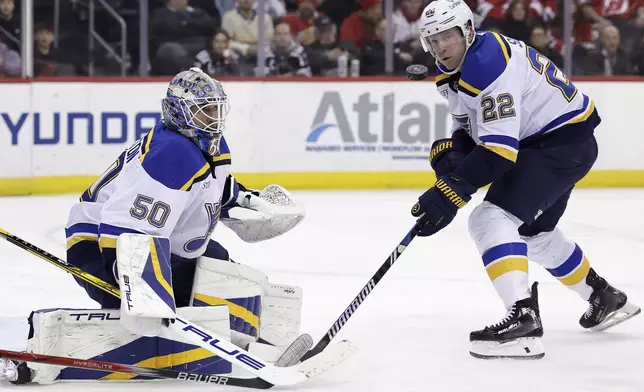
[162,67,230,156]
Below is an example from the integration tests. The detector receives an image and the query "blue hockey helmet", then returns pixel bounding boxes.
[162,67,230,156]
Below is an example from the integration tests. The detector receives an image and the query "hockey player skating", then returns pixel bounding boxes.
[0,68,309,383]
[410,0,640,359]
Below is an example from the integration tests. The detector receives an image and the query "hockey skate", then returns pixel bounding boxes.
[0,359,32,384]
[470,282,545,360]
[579,268,641,332]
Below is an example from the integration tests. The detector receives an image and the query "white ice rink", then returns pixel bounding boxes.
[1,189,643,392]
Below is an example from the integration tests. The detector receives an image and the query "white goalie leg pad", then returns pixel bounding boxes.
[247,283,303,363]
[191,256,268,349]
[117,234,176,336]
[221,184,305,243]
[470,338,545,360]
[26,306,231,384]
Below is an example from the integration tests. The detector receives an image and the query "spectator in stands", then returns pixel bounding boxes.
[581,24,635,75]
[306,15,357,76]
[0,0,20,52]
[392,0,426,67]
[33,23,74,77]
[151,0,215,75]
[188,0,222,22]
[360,19,413,75]
[258,22,312,76]
[501,0,533,43]
[217,0,287,21]
[631,30,644,74]
[0,38,19,76]
[222,0,275,59]
[318,0,361,28]
[392,0,422,44]
[193,28,243,76]
[282,0,322,43]
[577,0,644,52]
[340,0,383,51]
[529,24,563,68]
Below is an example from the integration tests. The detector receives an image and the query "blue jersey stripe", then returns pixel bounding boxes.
[479,134,520,150]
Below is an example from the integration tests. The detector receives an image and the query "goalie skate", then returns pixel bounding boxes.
[470,282,545,360]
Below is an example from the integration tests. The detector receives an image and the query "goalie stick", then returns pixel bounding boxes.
[0,348,273,388]
[301,224,418,361]
[0,228,356,388]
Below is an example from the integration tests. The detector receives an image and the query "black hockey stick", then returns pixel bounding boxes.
[0,348,272,388]
[301,223,418,361]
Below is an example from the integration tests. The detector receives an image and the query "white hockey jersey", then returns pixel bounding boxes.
[65,122,236,262]
[437,31,596,163]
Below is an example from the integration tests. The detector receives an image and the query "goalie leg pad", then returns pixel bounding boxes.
[116,234,176,320]
[190,254,267,349]
[26,307,232,384]
[257,283,303,347]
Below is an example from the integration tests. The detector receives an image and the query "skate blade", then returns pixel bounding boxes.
[589,301,641,332]
[470,337,545,360]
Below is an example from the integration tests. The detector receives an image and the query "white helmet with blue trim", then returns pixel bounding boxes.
[419,0,476,74]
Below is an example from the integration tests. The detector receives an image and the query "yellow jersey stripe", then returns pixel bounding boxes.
[212,153,232,163]
[99,236,118,250]
[66,235,98,250]
[491,32,510,63]
[483,144,518,163]
[567,100,595,126]
[458,79,482,96]
[180,162,211,191]
[138,127,156,164]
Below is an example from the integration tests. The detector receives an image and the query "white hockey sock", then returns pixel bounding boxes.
[523,229,593,301]
[481,242,530,309]
[469,202,530,309]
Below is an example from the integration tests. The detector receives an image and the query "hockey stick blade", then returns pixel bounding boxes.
[0,349,272,388]
[0,228,356,388]
[301,224,417,361]
[274,333,314,367]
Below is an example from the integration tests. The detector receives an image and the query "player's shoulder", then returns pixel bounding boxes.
[435,67,461,93]
[139,122,211,191]
[458,31,513,98]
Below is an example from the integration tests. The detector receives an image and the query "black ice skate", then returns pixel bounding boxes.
[579,268,641,332]
[470,282,544,360]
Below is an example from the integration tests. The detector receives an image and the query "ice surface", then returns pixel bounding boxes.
[1,189,643,392]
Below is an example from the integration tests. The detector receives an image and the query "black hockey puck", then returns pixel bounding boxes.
[405,64,429,81]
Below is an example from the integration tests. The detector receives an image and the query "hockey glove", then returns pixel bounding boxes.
[429,130,477,177]
[411,174,477,237]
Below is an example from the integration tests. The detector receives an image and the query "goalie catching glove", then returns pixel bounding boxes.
[221,184,305,243]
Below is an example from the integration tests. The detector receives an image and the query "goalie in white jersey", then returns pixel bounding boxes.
[409,0,640,359]
[0,68,306,384]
